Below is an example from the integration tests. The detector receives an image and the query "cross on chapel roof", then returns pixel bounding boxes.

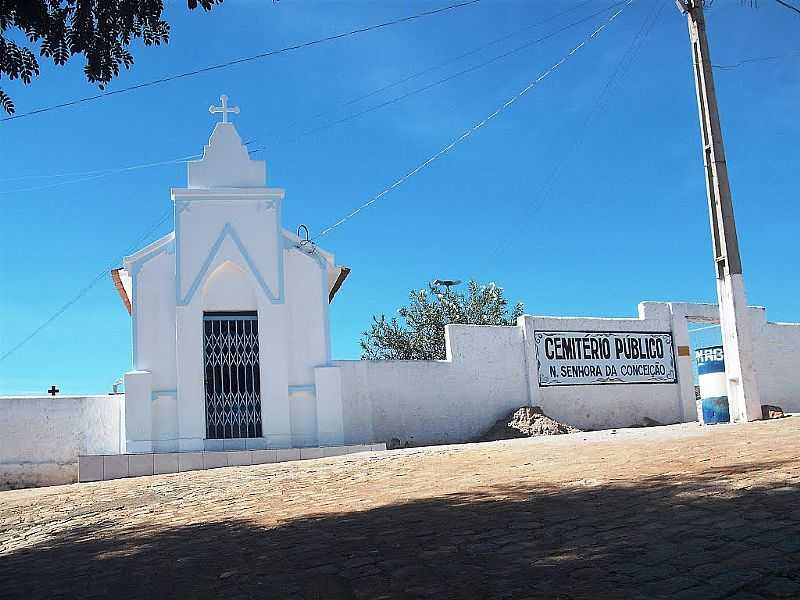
[209,94,240,123]
[186,94,265,188]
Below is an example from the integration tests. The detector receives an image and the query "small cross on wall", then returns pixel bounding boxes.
[48,385,59,396]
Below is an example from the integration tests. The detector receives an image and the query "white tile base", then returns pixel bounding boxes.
[227,451,252,466]
[129,454,154,477]
[79,443,385,483]
[178,452,204,472]
[78,455,103,482]
[275,448,301,462]
[203,451,227,470]
[299,447,326,460]
[103,455,129,480]
[154,453,179,475]
[251,449,277,465]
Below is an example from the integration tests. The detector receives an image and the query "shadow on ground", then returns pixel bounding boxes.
[1,460,799,599]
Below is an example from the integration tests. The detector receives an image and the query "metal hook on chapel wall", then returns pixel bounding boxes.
[296,224,317,254]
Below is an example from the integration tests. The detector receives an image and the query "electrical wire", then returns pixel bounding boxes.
[312,0,635,240]
[0,154,200,183]
[0,0,631,360]
[251,0,629,155]
[0,154,201,194]
[0,209,172,364]
[481,0,663,261]
[774,0,800,16]
[0,0,481,124]
[275,0,600,133]
[713,51,800,70]
[0,1,624,193]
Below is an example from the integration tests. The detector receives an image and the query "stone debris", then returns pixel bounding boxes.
[630,416,664,428]
[386,438,411,450]
[478,406,580,442]
[761,405,785,420]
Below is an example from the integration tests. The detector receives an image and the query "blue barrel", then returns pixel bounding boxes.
[695,345,730,424]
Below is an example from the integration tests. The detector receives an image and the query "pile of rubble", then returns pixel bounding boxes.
[478,406,580,442]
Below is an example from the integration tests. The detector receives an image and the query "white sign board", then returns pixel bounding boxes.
[534,331,677,386]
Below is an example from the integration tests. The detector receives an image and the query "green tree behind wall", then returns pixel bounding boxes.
[361,281,524,360]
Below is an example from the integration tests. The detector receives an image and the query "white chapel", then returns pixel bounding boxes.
[111,95,351,453]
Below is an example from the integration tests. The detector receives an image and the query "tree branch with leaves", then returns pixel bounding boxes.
[0,0,223,114]
[361,281,524,360]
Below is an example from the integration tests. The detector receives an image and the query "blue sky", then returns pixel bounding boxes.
[0,0,797,394]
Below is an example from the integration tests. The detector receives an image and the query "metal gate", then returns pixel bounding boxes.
[203,311,262,439]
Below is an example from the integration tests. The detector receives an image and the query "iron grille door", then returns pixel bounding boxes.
[203,312,262,439]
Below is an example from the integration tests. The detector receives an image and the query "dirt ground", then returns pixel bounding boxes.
[1,418,799,599]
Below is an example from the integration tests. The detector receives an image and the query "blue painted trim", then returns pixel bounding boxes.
[130,266,139,369]
[178,222,284,306]
[307,248,333,362]
[174,201,184,306]
[150,390,178,404]
[321,255,332,361]
[275,201,285,306]
[288,384,316,393]
[152,389,177,396]
[127,236,174,272]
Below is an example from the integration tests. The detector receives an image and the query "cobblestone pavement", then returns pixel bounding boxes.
[1,418,799,599]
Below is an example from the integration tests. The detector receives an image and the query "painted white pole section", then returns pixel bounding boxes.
[683,0,761,422]
[716,275,761,422]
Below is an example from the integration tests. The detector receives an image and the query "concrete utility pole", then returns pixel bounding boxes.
[677,0,762,422]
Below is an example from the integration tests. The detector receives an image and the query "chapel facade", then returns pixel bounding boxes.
[111,96,350,453]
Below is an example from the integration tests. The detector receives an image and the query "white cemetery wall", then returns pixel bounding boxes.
[754,321,800,412]
[0,395,123,488]
[338,303,691,446]
[741,309,800,412]
[337,324,529,446]
[338,301,800,448]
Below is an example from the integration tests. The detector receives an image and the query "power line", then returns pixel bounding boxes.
[0,140,256,189]
[713,51,800,70]
[0,1,623,194]
[0,209,172,364]
[0,154,200,194]
[275,0,599,133]
[0,1,622,363]
[774,0,800,16]
[0,0,481,124]
[252,0,629,155]
[483,0,663,261]
[313,0,635,240]
[0,3,635,361]
[0,154,198,183]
